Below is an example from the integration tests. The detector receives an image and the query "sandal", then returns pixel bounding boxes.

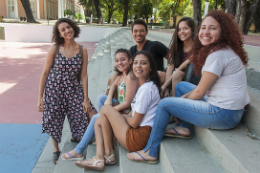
[53,151,61,164]
[164,127,191,139]
[104,154,116,165]
[75,157,104,171]
[71,137,81,142]
[61,152,84,161]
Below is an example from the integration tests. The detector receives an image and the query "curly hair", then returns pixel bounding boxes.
[114,49,132,75]
[189,10,248,75]
[130,50,161,95]
[52,18,80,45]
[168,17,196,67]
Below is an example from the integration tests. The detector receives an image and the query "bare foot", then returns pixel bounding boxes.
[127,150,157,162]
[61,150,83,160]
[165,126,190,137]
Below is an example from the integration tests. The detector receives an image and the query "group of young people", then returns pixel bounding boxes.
[37,10,250,171]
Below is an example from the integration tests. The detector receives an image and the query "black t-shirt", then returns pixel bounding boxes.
[129,40,168,71]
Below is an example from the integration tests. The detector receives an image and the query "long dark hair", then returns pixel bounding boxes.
[114,49,132,75]
[190,10,248,75]
[131,50,161,94]
[52,18,80,45]
[168,17,196,68]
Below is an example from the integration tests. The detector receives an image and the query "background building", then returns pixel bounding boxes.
[0,0,84,20]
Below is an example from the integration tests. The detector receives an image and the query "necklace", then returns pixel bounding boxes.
[64,46,68,58]
[63,44,76,58]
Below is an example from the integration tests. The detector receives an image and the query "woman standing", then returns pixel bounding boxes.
[161,17,196,97]
[37,18,97,164]
[127,10,250,163]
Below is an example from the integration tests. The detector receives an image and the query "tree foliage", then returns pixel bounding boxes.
[102,0,120,23]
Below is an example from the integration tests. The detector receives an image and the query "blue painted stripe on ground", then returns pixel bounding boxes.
[0,124,49,173]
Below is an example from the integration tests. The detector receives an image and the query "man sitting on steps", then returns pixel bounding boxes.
[106,19,170,95]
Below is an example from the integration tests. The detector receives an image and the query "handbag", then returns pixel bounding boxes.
[184,63,201,85]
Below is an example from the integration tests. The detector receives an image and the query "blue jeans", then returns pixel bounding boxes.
[75,94,118,154]
[143,81,244,158]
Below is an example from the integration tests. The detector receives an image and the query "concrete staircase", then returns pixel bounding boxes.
[33,28,260,173]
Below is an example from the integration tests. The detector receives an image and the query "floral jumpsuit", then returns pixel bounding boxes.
[42,49,96,143]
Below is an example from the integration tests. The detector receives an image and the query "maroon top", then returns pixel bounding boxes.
[183,52,189,62]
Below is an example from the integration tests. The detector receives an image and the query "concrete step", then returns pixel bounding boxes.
[88,53,104,108]
[194,123,260,173]
[32,118,71,173]
[246,61,260,91]
[119,145,162,173]
[242,86,260,136]
[118,123,222,173]
[96,42,113,97]
[160,135,221,173]
[53,140,86,173]
[84,144,120,173]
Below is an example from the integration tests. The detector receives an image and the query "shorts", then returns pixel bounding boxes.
[126,126,152,152]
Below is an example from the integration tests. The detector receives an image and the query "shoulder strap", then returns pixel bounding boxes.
[55,44,59,56]
[79,44,83,61]
[77,44,84,83]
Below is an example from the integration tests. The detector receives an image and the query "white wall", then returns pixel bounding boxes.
[0,23,121,42]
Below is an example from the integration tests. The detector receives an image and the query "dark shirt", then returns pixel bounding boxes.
[129,40,168,71]
[183,52,188,62]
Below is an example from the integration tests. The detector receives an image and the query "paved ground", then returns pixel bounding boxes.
[0,42,97,173]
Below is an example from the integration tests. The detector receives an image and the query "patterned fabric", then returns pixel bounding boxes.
[117,78,131,114]
[42,50,96,143]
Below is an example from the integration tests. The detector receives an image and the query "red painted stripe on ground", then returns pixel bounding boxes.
[0,42,97,124]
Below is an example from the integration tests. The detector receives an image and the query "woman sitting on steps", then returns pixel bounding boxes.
[75,51,161,171]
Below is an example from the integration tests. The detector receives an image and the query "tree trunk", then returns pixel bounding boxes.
[235,0,242,23]
[215,0,218,9]
[94,0,103,23]
[138,0,141,18]
[20,0,38,23]
[225,0,236,17]
[243,0,260,34]
[238,0,247,33]
[122,0,129,26]
[108,8,111,23]
[130,2,133,20]
[192,0,201,27]
[154,8,157,23]
[253,3,260,32]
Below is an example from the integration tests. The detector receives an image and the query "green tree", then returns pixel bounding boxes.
[102,0,120,23]
[117,0,130,26]
[141,0,153,22]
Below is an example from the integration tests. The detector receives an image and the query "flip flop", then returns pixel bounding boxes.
[61,152,84,161]
[128,151,158,164]
[164,127,192,139]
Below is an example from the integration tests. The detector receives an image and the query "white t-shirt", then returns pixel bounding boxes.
[202,48,250,110]
[131,81,160,127]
